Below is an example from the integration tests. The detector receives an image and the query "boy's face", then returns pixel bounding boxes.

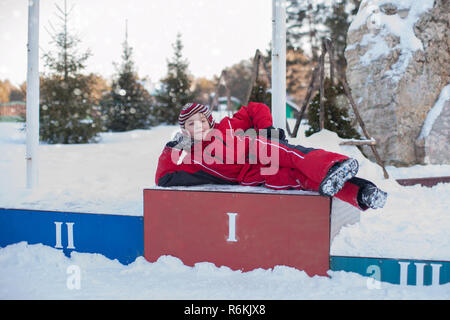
[184,113,211,141]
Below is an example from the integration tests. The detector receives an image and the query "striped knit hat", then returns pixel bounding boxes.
[178,103,215,128]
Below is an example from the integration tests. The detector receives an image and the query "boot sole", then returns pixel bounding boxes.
[319,159,359,197]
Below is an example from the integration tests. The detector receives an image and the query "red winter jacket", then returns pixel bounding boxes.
[155,102,275,187]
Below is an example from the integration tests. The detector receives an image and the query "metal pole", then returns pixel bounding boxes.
[26,0,40,189]
[271,0,286,130]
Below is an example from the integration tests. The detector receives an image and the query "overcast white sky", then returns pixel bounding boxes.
[0,0,272,86]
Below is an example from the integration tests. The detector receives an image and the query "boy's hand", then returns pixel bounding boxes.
[172,131,194,151]
[260,126,287,143]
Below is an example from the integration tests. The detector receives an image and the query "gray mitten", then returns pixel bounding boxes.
[172,131,194,151]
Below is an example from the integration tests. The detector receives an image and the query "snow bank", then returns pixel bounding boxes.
[1,242,449,299]
[0,123,179,216]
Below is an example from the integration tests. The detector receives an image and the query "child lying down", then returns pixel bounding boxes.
[155,102,387,211]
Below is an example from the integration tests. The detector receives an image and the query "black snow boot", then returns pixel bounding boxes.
[319,158,359,197]
[359,184,388,209]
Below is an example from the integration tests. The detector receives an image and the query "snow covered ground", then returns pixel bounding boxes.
[1,119,450,299]
[1,242,449,300]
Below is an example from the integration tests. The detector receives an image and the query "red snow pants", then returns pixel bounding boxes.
[239,136,368,211]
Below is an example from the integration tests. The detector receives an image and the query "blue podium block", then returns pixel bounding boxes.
[0,208,143,264]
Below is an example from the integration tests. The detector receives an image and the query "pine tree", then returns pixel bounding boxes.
[286,0,361,72]
[324,0,355,75]
[286,0,328,62]
[100,21,153,132]
[305,78,361,139]
[40,0,102,144]
[153,33,195,124]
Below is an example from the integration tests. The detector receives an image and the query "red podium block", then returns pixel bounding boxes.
[144,186,332,276]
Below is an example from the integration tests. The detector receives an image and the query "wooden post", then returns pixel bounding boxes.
[223,70,233,116]
[291,65,319,137]
[212,70,232,116]
[339,139,376,146]
[285,119,292,137]
[324,38,335,86]
[245,50,262,105]
[261,56,272,85]
[211,71,223,110]
[340,78,389,179]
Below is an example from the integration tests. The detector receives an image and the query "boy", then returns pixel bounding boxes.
[155,102,387,211]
